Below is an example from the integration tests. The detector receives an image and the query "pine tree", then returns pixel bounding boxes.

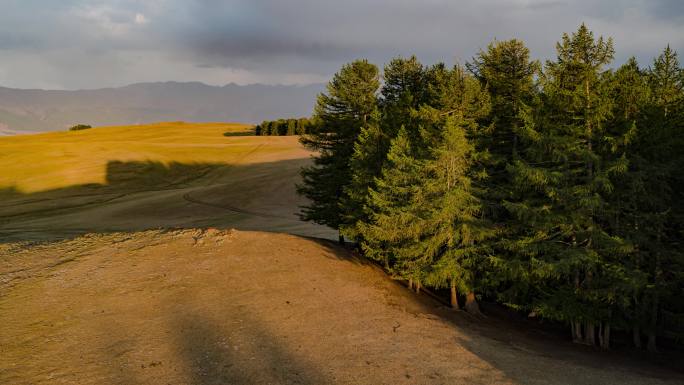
[649,46,683,117]
[631,46,684,352]
[599,57,649,349]
[357,127,425,272]
[380,56,426,142]
[467,39,541,311]
[418,116,495,313]
[287,119,297,135]
[467,39,539,218]
[357,65,493,312]
[341,109,384,241]
[296,118,308,135]
[341,57,428,243]
[504,24,627,347]
[468,39,540,160]
[297,60,380,241]
[278,119,288,135]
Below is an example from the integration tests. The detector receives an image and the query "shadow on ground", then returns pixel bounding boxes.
[0,157,335,243]
[169,308,330,384]
[1,160,682,385]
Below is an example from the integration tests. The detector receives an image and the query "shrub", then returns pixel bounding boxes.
[69,124,92,131]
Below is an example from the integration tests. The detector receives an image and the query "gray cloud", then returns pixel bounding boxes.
[0,0,683,89]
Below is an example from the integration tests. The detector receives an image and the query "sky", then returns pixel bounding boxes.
[0,0,683,90]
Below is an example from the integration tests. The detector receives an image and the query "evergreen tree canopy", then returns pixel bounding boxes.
[297,24,684,351]
[298,60,380,234]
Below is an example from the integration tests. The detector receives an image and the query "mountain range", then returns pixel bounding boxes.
[0,82,324,135]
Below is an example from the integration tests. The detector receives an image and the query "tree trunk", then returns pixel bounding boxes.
[633,327,641,348]
[584,322,596,346]
[601,323,610,350]
[465,291,482,315]
[647,291,659,353]
[408,278,414,291]
[450,282,459,310]
[647,333,658,353]
[414,280,421,294]
[572,320,583,343]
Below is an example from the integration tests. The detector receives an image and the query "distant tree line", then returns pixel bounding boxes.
[69,124,92,131]
[255,118,315,136]
[297,24,684,352]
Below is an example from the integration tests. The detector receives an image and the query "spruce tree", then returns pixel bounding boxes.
[467,39,539,219]
[297,60,380,241]
[418,116,495,313]
[287,119,297,135]
[357,65,493,312]
[631,46,684,351]
[467,39,541,310]
[296,118,308,135]
[341,109,383,241]
[504,24,626,347]
[341,57,427,243]
[357,127,426,273]
[468,39,539,160]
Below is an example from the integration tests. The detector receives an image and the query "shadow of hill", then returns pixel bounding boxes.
[0,157,335,243]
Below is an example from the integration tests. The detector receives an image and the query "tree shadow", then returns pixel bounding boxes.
[4,158,682,384]
[0,158,336,244]
[169,308,330,385]
[389,279,684,384]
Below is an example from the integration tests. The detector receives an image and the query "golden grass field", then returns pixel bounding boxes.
[1,122,682,384]
[0,122,335,241]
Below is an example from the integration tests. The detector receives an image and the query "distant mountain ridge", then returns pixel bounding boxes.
[0,82,325,134]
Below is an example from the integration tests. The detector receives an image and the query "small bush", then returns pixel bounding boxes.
[69,124,92,131]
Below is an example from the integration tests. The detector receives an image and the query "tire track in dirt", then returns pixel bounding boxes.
[181,142,297,220]
[181,192,292,219]
[0,193,129,223]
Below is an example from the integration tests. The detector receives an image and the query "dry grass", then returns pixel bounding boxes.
[0,121,335,241]
[0,122,256,193]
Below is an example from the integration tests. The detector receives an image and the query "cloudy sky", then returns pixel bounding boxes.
[1,0,683,90]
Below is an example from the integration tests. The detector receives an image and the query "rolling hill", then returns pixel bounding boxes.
[0,82,324,134]
[0,122,335,241]
[0,123,681,384]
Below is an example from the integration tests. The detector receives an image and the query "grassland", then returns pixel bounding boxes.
[0,122,256,193]
[0,121,335,241]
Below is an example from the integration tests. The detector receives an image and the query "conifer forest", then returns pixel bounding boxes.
[297,24,684,351]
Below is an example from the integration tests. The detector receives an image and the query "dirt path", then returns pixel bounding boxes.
[1,229,681,385]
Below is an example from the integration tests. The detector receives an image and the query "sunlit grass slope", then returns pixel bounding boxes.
[0,121,335,241]
[0,122,256,193]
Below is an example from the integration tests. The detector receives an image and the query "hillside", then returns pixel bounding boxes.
[2,230,683,385]
[0,122,335,241]
[0,82,323,134]
[1,123,682,384]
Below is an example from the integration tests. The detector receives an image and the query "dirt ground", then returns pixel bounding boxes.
[1,229,682,385]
